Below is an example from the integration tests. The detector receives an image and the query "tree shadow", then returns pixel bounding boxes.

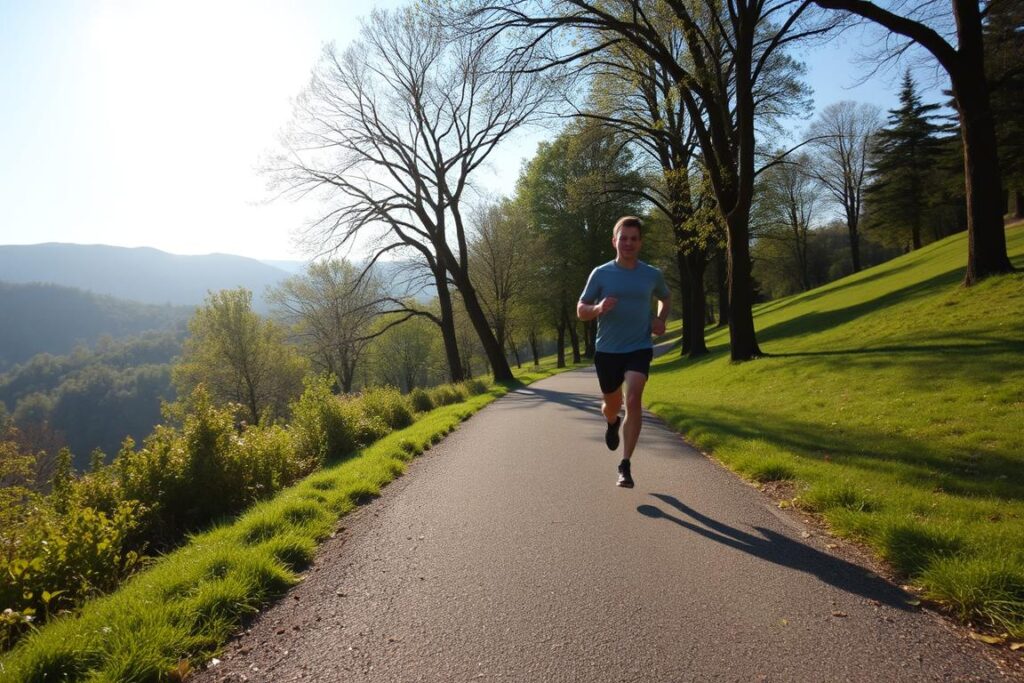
[755,269,963,345]
[647,402,1024,501]
[752,259,922,319]
[637,494,911,609]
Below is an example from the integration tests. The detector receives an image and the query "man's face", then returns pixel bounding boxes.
[613,225,642,259]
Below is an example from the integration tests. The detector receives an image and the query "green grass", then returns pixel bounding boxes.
[0,360,583,681]
[646,225,1024,637]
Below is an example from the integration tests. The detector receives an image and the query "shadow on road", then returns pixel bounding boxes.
[638,494,911,610]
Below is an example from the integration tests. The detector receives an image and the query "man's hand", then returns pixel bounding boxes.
[597,297,618,315]
[651,317,666,337]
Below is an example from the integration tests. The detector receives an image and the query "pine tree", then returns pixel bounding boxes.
[865,72,945,251]
[985,0,1024,216]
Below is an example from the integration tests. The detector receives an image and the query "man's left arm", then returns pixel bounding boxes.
[652,295,670,337]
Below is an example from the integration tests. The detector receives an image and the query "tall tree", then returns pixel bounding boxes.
[812,0,1015,283]
[583,33,718,357]
[471,0,830,360]
[864,73,944,251]
[173,289,307,425]
[517,120,644,363]
[270,7,554,382]
[268,260,384,394]
[807,101,883,272]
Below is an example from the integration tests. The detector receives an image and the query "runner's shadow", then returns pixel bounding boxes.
[508,383,604,417]
[638,494,910,610]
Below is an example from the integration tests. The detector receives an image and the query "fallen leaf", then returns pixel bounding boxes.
[1010,642,1023,651]
[825,543,838,550]
[831,611,848,618]
[905,599,921,607]
[778,500,791,509]
[779,618,789,626]
[800,532,811,539]
[969,632,1005,645]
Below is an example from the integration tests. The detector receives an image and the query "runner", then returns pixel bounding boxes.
[577,216,670,487]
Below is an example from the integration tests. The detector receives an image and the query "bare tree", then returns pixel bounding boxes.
[469,199,542,358]
[270,7,554,382]
[807,101,883,273]
[812,0,1014,284]
[754,153,820,292]
[470,0,836,360]
[268,260,384,394]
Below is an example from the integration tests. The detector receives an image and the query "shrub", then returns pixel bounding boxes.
[430,384,466,407]
[360,386,413,429]
[291,376,389,467]
[408,387,434,413]
[460,378,488,396]
[0,498,142,650]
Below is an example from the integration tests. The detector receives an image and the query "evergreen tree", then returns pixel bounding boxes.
[985,0,1024,216]
[865,73,945,251]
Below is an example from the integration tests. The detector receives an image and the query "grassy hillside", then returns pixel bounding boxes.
[647,225,1024,638]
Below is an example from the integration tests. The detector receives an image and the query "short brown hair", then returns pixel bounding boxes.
[613,216,643,237]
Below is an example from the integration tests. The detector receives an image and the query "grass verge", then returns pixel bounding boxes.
[0,361,582,681]
[646,226,1024,640]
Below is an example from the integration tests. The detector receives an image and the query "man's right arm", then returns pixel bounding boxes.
[577,301,601,321]
[578,297,616,321]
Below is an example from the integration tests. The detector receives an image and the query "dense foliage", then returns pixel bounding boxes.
[0,281,190,371]
[0,374,461,651]
[0,333,182,470]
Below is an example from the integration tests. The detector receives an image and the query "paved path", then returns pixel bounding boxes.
[199,367,1015,682]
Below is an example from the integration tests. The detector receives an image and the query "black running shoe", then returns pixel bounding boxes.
[616,459,634,488]
[605,416,622,451]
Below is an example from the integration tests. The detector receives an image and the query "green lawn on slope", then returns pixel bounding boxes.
[646,226,1024,638]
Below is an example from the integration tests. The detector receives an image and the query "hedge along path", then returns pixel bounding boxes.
[0,366,579,682]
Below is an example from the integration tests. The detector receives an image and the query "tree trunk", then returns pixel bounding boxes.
[508,333,522,369]
[725,212,762,360]
[951,13,1014,283]
[583,320,595,358]
[451,274,514,381]
[846,210,862,273]
[676,248,692,357]
[685,250,709,357]
[434,271,465,383]
[556,321,566,368]
[716,249,729,327]
[567,314,581,364]
[529,329,540,366]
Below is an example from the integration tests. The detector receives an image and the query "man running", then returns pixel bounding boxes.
[577,216,670,488]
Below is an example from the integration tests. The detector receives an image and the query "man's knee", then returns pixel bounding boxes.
[603,391,623,410]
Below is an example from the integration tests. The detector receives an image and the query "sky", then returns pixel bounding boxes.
[0,1,948,263]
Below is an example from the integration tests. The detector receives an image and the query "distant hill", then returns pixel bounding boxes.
[0,243,290,311]
[0,281,192,370]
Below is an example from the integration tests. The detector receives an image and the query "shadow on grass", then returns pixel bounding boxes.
[637,494,911,609]
[647,402,1024,502]
[756,268,964,345]
[763,333,1024,388]
[753,259,924,319]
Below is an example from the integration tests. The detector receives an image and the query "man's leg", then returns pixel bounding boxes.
[602,388,622,424]
[621,370,647,460]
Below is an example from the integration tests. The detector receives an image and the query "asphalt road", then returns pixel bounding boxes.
[198,367,1015,682]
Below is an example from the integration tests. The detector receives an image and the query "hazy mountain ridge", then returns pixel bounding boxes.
[0,243,291,310]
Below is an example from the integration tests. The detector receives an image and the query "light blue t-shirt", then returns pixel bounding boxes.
[579,260,670,353]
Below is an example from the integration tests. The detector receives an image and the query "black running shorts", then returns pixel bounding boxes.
[594,348,654,395]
